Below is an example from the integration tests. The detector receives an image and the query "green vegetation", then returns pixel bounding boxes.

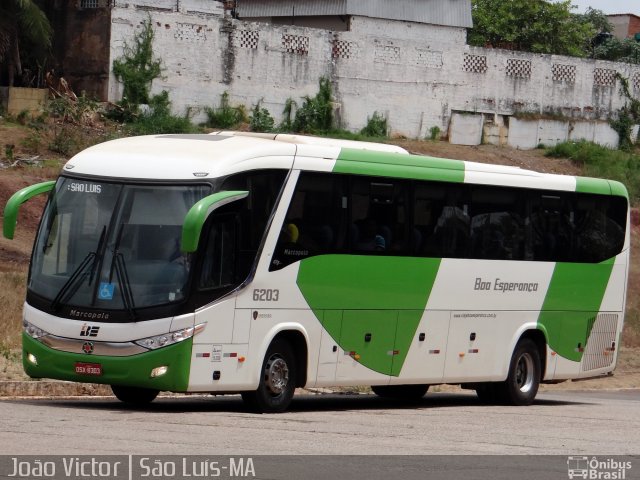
[0,0,52,86]
[204,92,246,129]
[125,91,196,135]
[429,126,441,141]
[610,74,640,152]
[360,112,388,138]
[109,17,196,134]
[278,98,296,132]
[249,99,275,133]
[546,141,640,203]
[112,18,162,113]
[292,77,334,133]
[594,37,640,65]
[468,0,608,57]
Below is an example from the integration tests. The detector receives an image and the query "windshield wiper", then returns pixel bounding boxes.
[108,224,136,320]
[51,226,106,311]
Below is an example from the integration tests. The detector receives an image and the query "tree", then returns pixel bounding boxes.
[0,0,52,86]
[594,38,640,65]
[468,0,604,57]
[112,18,163,107]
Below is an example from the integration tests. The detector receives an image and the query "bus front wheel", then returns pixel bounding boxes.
[242,339,296,413]
[111,385,159,405]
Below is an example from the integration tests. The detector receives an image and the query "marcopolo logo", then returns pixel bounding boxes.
[567,456,632,479]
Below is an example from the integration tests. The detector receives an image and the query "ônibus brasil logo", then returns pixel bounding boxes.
[567,457,632,479]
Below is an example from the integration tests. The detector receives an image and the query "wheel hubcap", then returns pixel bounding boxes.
[515,353,534,393]
[264,355,289,395]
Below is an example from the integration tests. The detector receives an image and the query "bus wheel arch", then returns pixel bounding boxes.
[518,329,547,383]
[498,337,542,406]
[272,330,308,388]
[242,329,308,413]
[475,330,546,406]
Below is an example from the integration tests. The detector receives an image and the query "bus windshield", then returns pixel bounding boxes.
[29,178,210,312]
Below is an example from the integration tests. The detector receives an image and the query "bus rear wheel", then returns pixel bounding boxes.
[496,339,541,406]
[111,385,159,405]
[242,339,296,413]
[371,384,429,399]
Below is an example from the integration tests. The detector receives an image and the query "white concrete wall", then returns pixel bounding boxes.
[107,6,640,148]
[449,112,483,145]
[507,118,620,150]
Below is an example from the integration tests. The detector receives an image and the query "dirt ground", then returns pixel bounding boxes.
[0,120,638,391]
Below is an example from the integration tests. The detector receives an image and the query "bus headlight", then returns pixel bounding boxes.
[134,323,206,350]
[23,320,48,339]
[27,353,38,365]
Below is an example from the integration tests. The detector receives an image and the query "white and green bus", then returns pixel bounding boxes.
[3,132,629,412]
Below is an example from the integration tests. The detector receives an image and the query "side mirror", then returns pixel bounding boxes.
[3,181,56,240]
[181,190,248,253]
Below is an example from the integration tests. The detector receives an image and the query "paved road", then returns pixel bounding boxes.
[1,390,639,455]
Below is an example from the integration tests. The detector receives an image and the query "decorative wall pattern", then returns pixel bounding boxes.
[505,58,531,78]
[593,68,617,87]
[174,23,207,42]
[463,54,488,73]
[281,34,309,55]
[374,44,401,64]
[552,64,577,83]
[332,40,358,59]
[234,30,259,49]
[414,49,443,68]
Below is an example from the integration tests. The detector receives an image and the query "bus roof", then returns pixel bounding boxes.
[62,133,627,198]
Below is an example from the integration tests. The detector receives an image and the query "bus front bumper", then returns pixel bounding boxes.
[22,333,192,392]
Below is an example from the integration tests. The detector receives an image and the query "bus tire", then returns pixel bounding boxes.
[242,339,296,413]
[111,385,159,405]
[496,339,541,406]
[371,384,429,399]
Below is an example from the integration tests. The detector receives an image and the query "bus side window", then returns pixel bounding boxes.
[270,172,346,271]
[469,186,524,260]
[199,214,237,290]
[415,181,470,259]
[573,195,626,263]
[349,177,408,254]
[525,194,573,262]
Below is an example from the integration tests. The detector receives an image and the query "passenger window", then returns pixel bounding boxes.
[525,194,573,262]
[573,195,626,262]
[270,173,346,271]
[349,177,407,254]
[415,182,470,258]
[469,186,524,260]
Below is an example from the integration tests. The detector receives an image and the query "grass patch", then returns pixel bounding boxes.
[204,92,246,130]
[0,272,26,350]
[546,141,640,203]
[360,112,388,138]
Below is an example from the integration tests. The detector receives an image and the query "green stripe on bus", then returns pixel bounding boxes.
[575,177,611,195]
[297,255,441,376]
[335,148,465,182]
[608,180,629,199]
[537,259,615,362]
[23,333,193,392]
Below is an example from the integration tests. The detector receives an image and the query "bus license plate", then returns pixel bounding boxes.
[74,362,102,376]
